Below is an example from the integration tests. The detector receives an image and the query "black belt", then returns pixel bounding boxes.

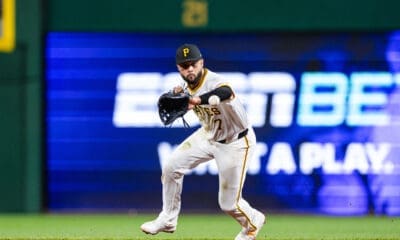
[218,128,248,144]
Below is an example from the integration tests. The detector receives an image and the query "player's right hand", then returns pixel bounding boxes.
[188,96,201,110]
[173,86,184,95]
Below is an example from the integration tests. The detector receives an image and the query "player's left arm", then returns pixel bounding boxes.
[189,86,233,107]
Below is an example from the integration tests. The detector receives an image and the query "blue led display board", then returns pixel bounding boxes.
[45,32,400,215]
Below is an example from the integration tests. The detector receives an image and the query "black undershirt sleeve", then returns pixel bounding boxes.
[199,86,233,105]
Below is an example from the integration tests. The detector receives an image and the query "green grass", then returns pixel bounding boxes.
[0,213,398,240]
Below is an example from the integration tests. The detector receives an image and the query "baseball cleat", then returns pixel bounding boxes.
[235,211,266,240]
[140,219,176,235]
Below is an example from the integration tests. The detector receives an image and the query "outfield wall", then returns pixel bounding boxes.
[0,0,42,212]
[47,0,400,31]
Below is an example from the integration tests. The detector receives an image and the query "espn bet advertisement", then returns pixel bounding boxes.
[45,32,400,215]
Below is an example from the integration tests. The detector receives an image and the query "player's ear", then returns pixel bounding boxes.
[199,59,204,66]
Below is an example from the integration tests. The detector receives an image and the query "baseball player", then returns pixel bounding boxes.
[141,43,265,240]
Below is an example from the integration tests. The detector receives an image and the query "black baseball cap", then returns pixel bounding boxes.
[175,43,203,64]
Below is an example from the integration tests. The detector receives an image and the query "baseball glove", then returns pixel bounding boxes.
[157,91,190,127]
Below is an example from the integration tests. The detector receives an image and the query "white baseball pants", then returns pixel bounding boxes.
[157,127,260,230]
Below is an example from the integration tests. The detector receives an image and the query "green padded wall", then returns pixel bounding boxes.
[47,0,400,31]
[0,0,42,212]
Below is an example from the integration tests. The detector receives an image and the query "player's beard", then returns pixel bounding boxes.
[182,70,202,88]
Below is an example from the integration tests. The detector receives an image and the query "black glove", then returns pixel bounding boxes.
[158,91,190,127]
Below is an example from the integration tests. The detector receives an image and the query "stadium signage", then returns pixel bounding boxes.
[113,71,399,128]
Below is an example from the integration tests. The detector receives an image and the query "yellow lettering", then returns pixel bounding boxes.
[0,0,16,52]
[183,48,190,57]
[211,107,221,115]
[182,0,208,27]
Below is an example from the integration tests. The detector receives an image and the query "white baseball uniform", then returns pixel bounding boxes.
[158,68,262,232]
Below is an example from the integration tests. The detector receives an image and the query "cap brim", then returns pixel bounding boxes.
[176,57,202,64]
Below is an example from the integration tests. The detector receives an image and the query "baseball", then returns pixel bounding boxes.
[208,95,220,105]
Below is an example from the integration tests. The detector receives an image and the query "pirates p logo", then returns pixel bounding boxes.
[183,48,190,57]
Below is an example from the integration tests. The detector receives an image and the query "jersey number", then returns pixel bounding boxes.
[214,119,222,130]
